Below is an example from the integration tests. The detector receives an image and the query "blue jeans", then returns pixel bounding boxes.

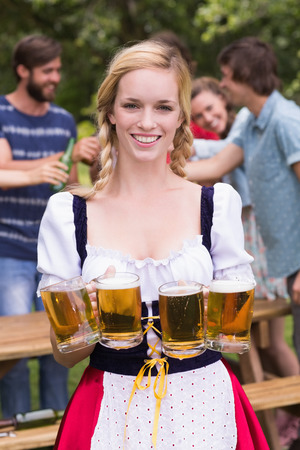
[0,257,69,417]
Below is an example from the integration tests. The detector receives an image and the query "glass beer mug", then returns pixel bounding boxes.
[40,276,100,353]
[205,279,256,354]
[158,280,205,359]
[95,272,143,349]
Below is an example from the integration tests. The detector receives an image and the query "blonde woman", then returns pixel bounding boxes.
[37,41,267,449]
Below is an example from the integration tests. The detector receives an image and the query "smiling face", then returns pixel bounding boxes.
[108,68,183,163]
[25,57,61,102]
[219,65,249,107]
[191,90,228,136]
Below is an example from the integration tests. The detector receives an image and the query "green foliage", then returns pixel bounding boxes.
[194,0,300,99]
[0,0,299,123]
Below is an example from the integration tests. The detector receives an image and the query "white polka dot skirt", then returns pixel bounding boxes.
[91,360,237,449]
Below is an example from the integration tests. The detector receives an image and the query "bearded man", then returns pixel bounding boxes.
[0,35,100,417]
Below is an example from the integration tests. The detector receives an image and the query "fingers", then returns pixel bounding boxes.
[105,265,116,277]
[86,267,116,319]
[29,162,69,185]
[41,162,69,185]
[86,280,96,295]
[203,286,209,300]
[86,281,98,317]
[72,137,101,164]
[54,161,69,171]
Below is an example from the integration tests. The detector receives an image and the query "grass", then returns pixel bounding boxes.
[28,358,89,412]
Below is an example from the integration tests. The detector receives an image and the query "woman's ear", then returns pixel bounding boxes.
[177,115,184,129]
[107,112,116,125]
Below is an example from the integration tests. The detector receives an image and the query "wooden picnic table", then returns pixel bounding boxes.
[252,296,291,323]
[0,311,52,380]
[0,298,294,450]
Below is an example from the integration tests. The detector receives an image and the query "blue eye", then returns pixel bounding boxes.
[159,105,172,111]
[124,104,138,109]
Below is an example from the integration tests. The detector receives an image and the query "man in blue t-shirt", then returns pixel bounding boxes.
[0,35,100,417]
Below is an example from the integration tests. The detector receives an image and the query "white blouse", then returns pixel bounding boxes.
[37,182,254,294]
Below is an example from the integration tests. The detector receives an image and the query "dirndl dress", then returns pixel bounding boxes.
[37,183,269,450]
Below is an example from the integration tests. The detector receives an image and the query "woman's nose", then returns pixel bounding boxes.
[137,110,157,130]
[203,111,213,125]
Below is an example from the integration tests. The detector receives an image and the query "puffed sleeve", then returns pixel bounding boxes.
[37,191,81,291]
[210,183,254,280]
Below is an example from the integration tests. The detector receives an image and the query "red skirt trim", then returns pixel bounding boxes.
[55,360,269,449]
[54,366,104,450]
[222,358,269,449]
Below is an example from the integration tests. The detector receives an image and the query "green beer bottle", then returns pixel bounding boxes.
[0,409,64,430]
[51,137,75,193]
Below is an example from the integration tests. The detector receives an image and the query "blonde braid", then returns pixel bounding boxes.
[169,122,193,178]
[86,120,113,197]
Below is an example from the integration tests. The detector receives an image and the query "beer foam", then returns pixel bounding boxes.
[96,276,140,290]
[160,285,201,296]
[209,279,255,293]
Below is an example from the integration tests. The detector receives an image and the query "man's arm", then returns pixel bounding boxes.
[0,134,101,186]
[186,142,244,184]
[292,161,300,182]
[190,139,227,160]
[0,161,69,189]
[0,137,63,170]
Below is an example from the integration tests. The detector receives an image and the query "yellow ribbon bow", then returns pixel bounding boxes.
[124,357,169,449]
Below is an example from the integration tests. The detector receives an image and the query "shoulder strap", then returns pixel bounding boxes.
[201,186,214,253]
[73,194,87,268]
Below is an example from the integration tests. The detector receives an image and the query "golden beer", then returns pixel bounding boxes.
[205,279,255,354]
[96,273,143,349]
[41,277,100,353]
[158,281,205,359]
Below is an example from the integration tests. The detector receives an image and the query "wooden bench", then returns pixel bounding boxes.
[251,297,292,350]
[242,375,300,450]
[1,374,300,450]
[0,422,60,449]
[243,375,300,412]
[239,297,295,450]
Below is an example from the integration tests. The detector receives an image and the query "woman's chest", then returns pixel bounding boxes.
[87,196,201,261]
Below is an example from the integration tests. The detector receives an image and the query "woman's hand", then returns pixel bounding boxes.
[86,280,98,318]
[203,285,209,317]
[87,265,117,318]
[50,325,95,368]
